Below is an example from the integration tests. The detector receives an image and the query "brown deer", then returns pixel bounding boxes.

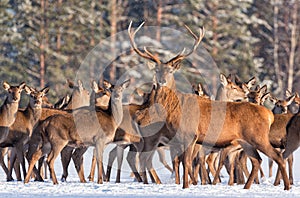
[0,86,49,181]
[267,93,299,185]
[103,85,174,184]
[0,82,26,178]
[213,84,269,186]
[28,79,90,181]
[24,79,129,184]
[0,82,26,142]
[128,21,290,190]
[59,80,114,183]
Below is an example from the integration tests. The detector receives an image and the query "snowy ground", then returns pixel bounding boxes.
[1,145,300,197]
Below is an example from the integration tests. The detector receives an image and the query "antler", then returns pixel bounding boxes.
[166,25,205,64]
[128,21,161,64]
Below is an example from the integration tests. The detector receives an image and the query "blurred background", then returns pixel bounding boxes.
[0,0,299,104]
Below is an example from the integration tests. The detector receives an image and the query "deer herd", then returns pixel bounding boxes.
[0,22,300,191]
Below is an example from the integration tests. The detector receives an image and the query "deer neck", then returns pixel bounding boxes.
[0,97,19,127]
[215,86,227,101]
[24,103,42,126]
[153,86,181,118]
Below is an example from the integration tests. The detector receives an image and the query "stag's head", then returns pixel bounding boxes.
[128,21,205,88]
[24,86,50,109]
[3,82,26,104]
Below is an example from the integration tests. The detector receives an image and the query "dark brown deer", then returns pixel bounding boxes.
[128,21,290,190]
[0,86,49,181]
[24,80,129,184]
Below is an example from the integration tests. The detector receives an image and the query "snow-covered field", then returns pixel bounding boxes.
[1,145,300,197]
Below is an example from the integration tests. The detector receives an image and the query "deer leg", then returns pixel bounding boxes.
[227,152,237,186]
[139,150,149,184]
[105,145,117,182]
[24,149,43,183]
[95,142,104,184]
[287,154,293,185]
[199,152,210,185]
[37,157,46,181]
[157,147,173,173]
[191,156,200,184]
[60,146,73,182]
[126,145,142,182]
[251,140,289,190]
[7,148,17,181]
[207,152,220,183]
[268,158,273,178]
[88,152,96,182]
[0,148,9,178]
[235,151,245,185]
[116,145,125,183]
[183,142,197,189]
[47,143,67,185]
[213,147,232,185]
[146,151,161,184]
[72,147,88,183]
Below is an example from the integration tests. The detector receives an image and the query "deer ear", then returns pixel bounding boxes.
[285,90,292,98]
[220,74,228,86]
[92,80,99,92]
[286,94,296,106]
[241,83,250,95]
[77,80,84,92]
[3,81,10,90]
[103,80,113,90]
[259,85,267,95]
[260,92,270,105]
[246,77,256,89]
[135,88,145,97]
[41,87,50,95]
[234,75,242,85]
[268,95,278,104]
[67,79,74,89]
[120,79,130,89]
[24,85,32,95]
[147,62,155,71]
[19,82,26,90]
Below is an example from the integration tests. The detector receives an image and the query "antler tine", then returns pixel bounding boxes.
[165,26,205,65]
[183,26,205,57]
[128,21,161,64]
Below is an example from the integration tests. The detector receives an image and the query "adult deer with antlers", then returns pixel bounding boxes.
[128,21,290,190]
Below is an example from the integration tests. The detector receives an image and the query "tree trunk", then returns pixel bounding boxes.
[109,0,117,82]
[39,0,45,88]
[287,1,298,92]
[156,0,162,42]
[56,0,62,51]
[273,0,283,95]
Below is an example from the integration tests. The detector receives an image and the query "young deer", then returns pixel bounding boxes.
[0,86,49,181]
[24,80,129,184]
[128,21,290,190]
